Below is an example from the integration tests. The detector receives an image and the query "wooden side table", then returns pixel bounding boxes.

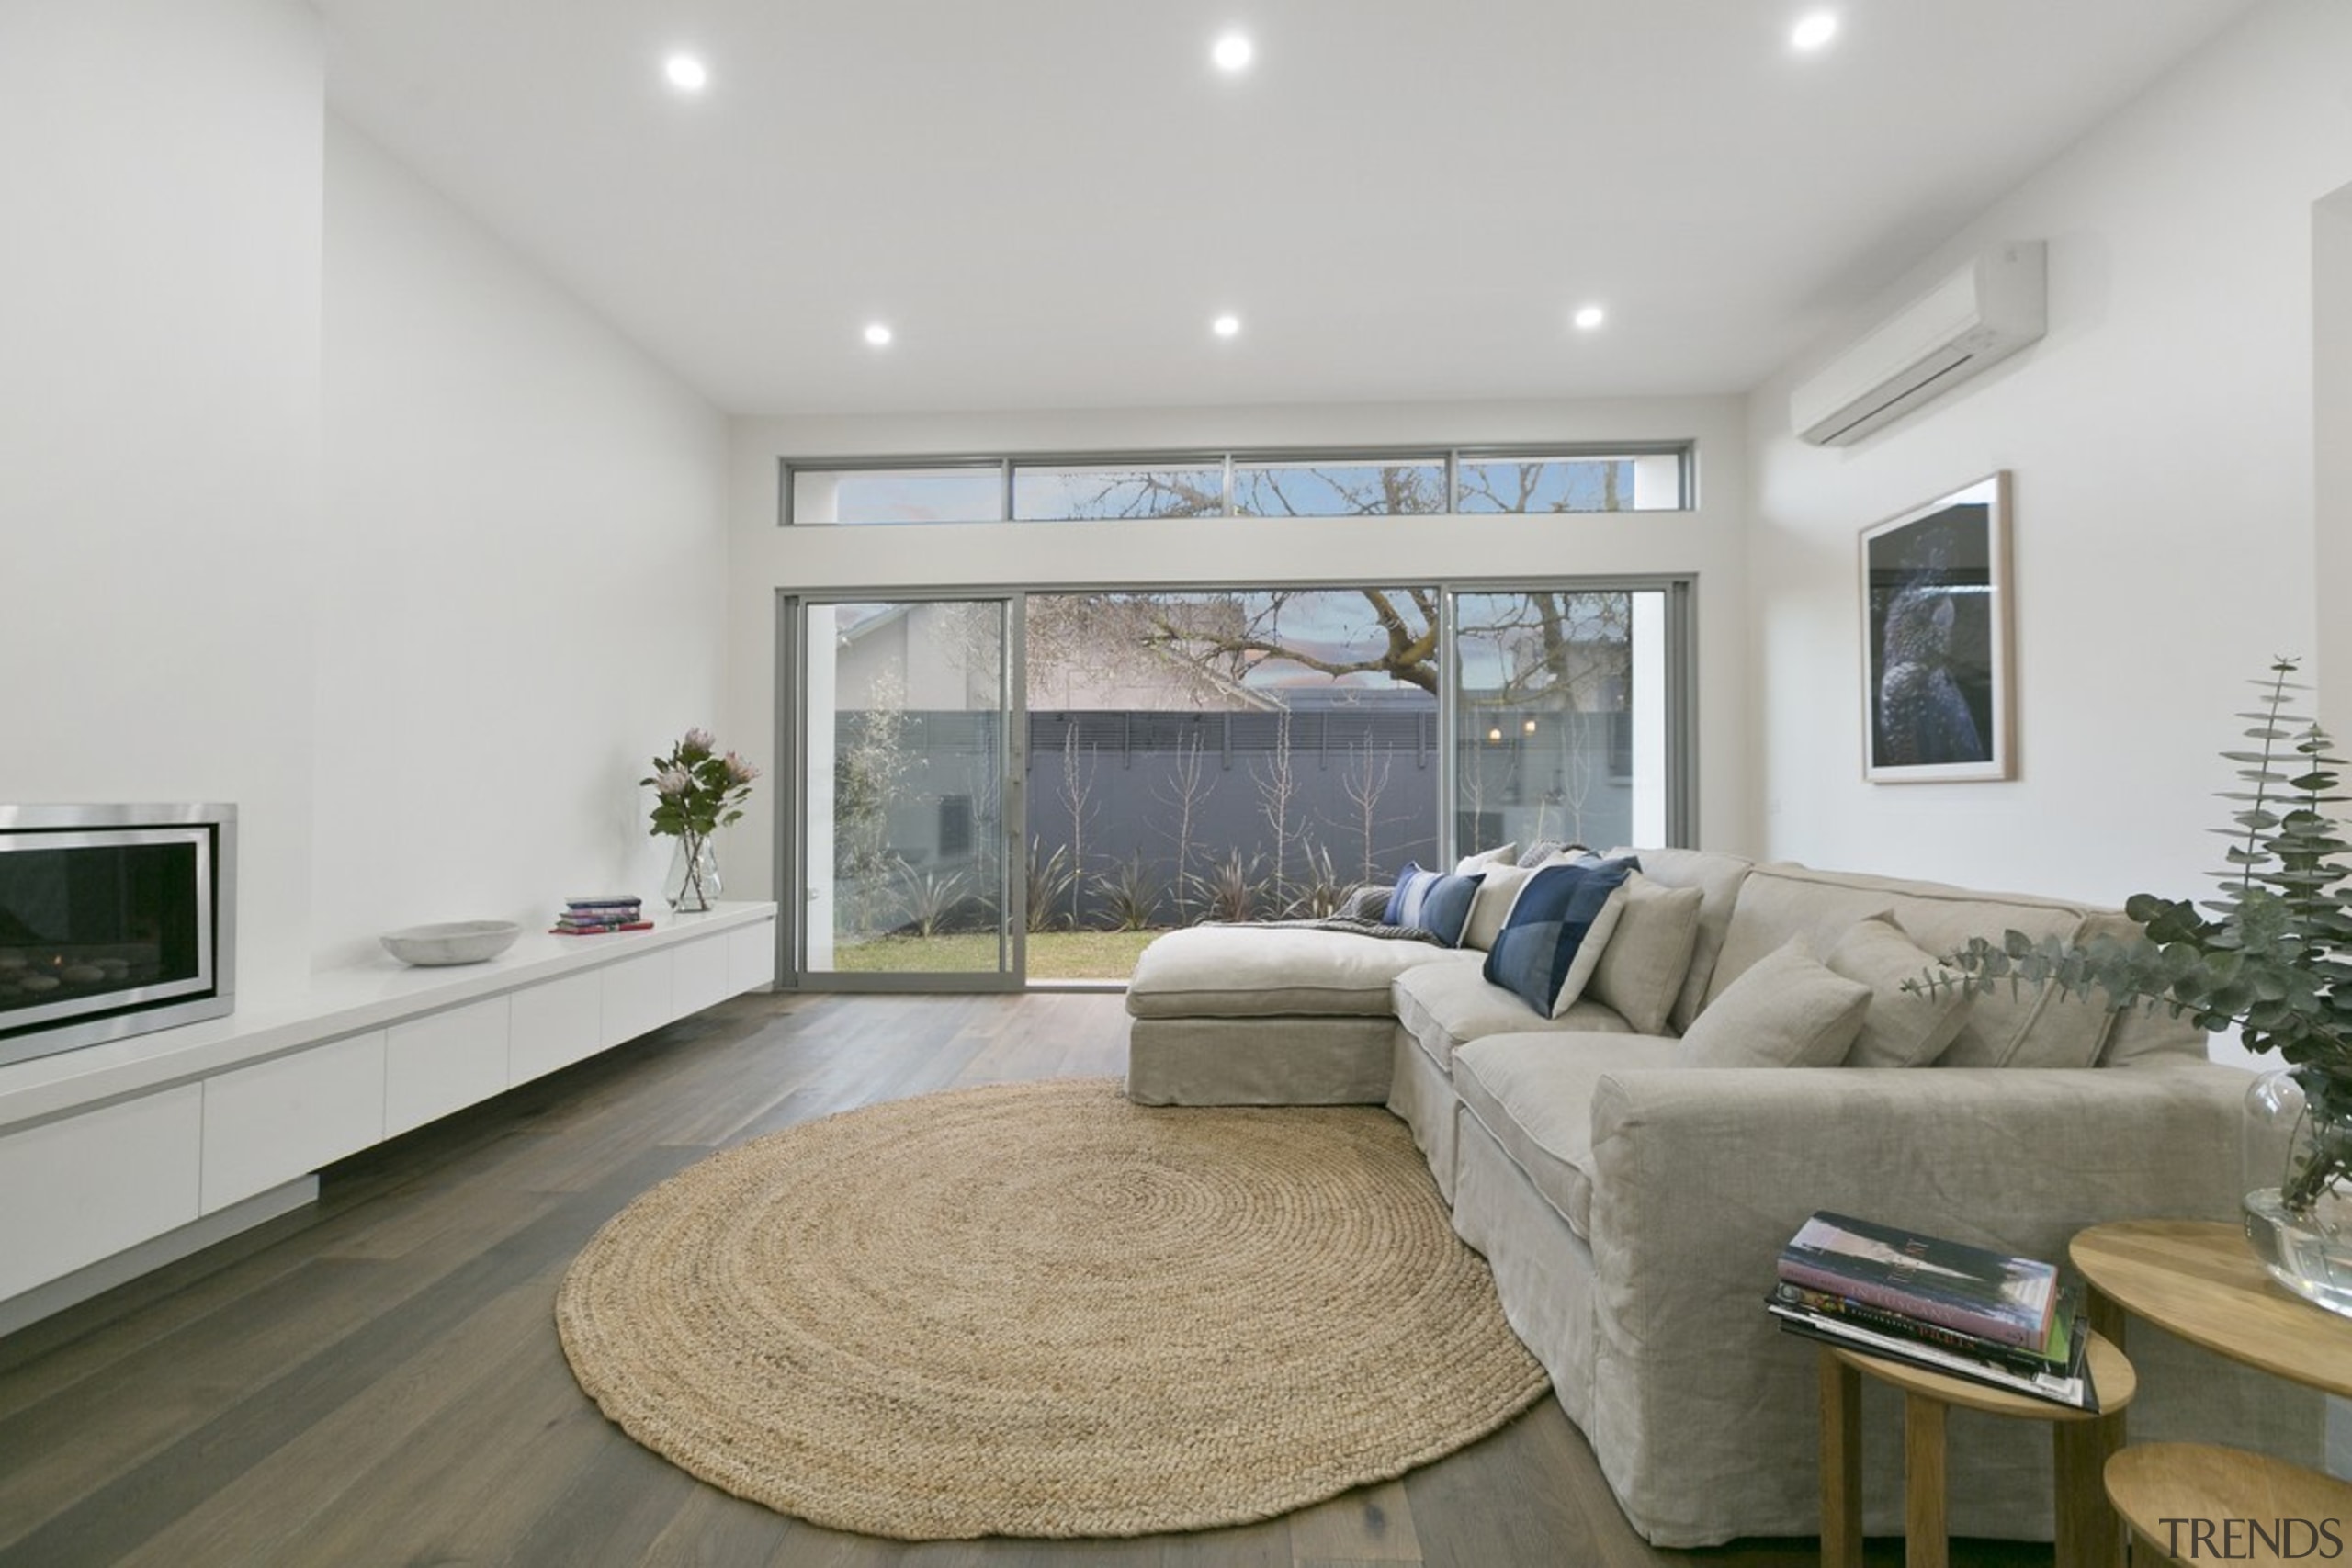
[2069,1220,2352,1393]
[1818,1333,2134,1568]
[2071,1221,2352,1567]
[2105,1443,2352,1565]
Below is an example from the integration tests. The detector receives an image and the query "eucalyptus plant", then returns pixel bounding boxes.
[1921,660,2352,1211]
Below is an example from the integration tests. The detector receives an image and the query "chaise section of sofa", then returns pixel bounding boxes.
[1125,923,1476,1104]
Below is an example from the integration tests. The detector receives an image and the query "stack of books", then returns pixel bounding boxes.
[1768,1211,2097,1411]
[550,896,650,937]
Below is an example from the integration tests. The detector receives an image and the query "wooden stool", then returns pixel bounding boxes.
[1818,1332,2135,1568]
[2106,1443,2352,1565]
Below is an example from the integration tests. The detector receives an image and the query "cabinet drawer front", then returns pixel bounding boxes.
[728,919,777,993]
[508,972,604,1085]
[201,1032,386,1213]
[0,1086,202,1300]
[673,934,732,1018]
[600,951,675,1047]
[385,997,511,1137]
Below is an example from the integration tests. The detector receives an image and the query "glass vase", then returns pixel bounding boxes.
[2242,1066,2352,1318]
[665,831,720,913]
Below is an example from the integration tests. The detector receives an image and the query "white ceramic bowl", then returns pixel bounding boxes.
[380,919,522,966]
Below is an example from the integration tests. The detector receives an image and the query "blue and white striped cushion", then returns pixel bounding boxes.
[1381,863,1487,947]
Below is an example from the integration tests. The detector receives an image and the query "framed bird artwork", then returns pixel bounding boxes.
[1860,473,2015,783]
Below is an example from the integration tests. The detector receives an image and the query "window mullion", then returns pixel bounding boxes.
[1436,586,1458,865]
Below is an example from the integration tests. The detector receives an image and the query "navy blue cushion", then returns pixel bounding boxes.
[1382,862,1486,947]
[1483,856,1639,1014]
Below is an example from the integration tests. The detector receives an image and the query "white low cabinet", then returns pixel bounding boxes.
[0,1085,202,1301]
[0,906,776,1332]
[508,971,604,1085]
[385,998,511,1138]
[200,1030,387,1213]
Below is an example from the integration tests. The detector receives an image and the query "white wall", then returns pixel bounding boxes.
[1747,0,2352,918]
[0,2,323,1000]
[2316,181,2352,755]
[0,11,733,991]
[313,120,730,967]
[723,398,1755,908]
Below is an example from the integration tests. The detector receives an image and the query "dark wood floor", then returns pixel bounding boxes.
[0,992,2050,1567]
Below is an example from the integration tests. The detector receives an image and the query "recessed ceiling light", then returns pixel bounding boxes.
[1212,32,1254,73]
[1212,313,1242,339]
[1791,11,1838,51]
[1573,305,1606,331]
[863,322,893,347]
[664,53,709,92]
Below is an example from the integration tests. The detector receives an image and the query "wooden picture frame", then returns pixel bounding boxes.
[1860,472,2014,783]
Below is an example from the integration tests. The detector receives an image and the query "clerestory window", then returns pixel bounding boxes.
[784,445,1691,525]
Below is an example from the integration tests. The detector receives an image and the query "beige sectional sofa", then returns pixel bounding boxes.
[1124,848,2320,1548]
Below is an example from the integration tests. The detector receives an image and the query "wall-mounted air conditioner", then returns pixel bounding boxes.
[1791,241,2047,446]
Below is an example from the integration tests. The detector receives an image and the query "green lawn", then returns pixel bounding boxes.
[830,928,1166,981]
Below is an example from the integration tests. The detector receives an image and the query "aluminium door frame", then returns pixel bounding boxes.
[776,592,1026,994]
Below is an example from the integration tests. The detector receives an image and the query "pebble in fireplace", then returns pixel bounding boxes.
[0,946,160,1009]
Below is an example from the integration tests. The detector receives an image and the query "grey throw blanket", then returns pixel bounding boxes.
[1197,917,1446,946]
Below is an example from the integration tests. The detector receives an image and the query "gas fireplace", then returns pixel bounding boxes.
[0,804,235,1068]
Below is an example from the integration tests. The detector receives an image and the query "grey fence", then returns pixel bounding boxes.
[837,705,1634,933]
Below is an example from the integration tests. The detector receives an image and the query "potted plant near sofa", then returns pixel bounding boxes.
[1920,660,2352,1315]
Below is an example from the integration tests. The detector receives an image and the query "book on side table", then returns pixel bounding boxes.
[1769,1211,2097,1411]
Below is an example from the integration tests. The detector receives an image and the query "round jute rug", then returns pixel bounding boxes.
[555,1077,1548,1540]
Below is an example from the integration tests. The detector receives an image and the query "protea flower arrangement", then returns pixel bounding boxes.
[641,728,758,911]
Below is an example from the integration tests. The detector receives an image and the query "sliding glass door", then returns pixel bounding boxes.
[782,581,1687,990]
[794,599,1018,987]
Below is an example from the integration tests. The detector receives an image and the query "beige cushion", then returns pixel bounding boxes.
[1550,881,1629,1017]
[1606,846,1756,1033]
[1126,926,1473,1019]
[2081,908,2209,1066]
[1393,958,1634,1072]
[1462,863,1540,952]
[1824,912,1973,1067]
[1703,863,2113,1069]
[1451,1032,1679,1238]
[1455,843,1518,874]
[1589,874,1704,1036]
[1677,942,1871,1068]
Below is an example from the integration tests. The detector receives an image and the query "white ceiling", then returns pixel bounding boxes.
[317,0,2256,418]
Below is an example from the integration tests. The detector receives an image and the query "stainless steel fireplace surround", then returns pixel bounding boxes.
[0,804,236,1068]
